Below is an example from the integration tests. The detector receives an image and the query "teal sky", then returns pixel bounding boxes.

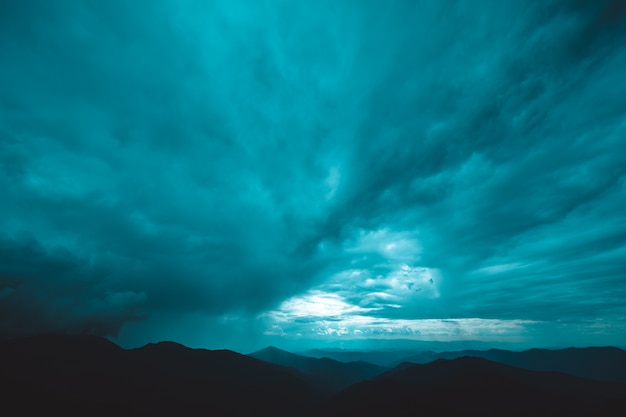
[1,0,626,352]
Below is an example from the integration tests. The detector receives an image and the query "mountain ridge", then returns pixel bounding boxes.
[249,345,387,394]
[395,346,626,382]
[0,333,320,416]
[2,334,625,416]
[322,355,626,417]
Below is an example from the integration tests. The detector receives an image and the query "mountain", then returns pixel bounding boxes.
[304,348,419,366]
[0,334,319,416]
[302,339,517,366]
[321,356,626,417]
[3,334,625,417]
[249,346,387,394]
[397,346,626,382]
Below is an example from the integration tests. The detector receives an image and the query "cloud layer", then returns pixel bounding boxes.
[1,0,625,350]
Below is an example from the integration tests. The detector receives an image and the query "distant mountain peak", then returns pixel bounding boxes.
[251,345,298,357]
[261,345,287,352]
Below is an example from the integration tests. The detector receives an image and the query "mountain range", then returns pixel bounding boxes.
[1,334,625,416]
[323,357,626,417]
[249,345,387,395]
[394,347,626,383]
[0,334,317,416]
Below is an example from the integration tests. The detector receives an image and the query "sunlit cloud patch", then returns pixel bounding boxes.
[263,288,535,341]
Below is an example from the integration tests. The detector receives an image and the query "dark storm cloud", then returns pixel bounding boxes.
[0,0,337,338]
[0,233,145,336]
[1,0,625,348]
[289,0,626,325]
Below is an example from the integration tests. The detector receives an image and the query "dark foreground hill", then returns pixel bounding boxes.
[2,335,625,417]
[249,346,387,394]
[0,334,318,416]
[321,356,626,417]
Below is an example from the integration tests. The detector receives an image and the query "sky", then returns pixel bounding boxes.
[1,0,626,353]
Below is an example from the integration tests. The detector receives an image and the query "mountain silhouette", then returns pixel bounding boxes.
[397,346,626,382]
[249,345,387,394]
[305,348,419,366]
[322,356,626,417]
[0,334,319,416]
[2,334,625,417]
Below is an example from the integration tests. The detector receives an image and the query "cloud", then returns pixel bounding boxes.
[262,288,537,342]
[0,234,146,337]
[0,0,625,349]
